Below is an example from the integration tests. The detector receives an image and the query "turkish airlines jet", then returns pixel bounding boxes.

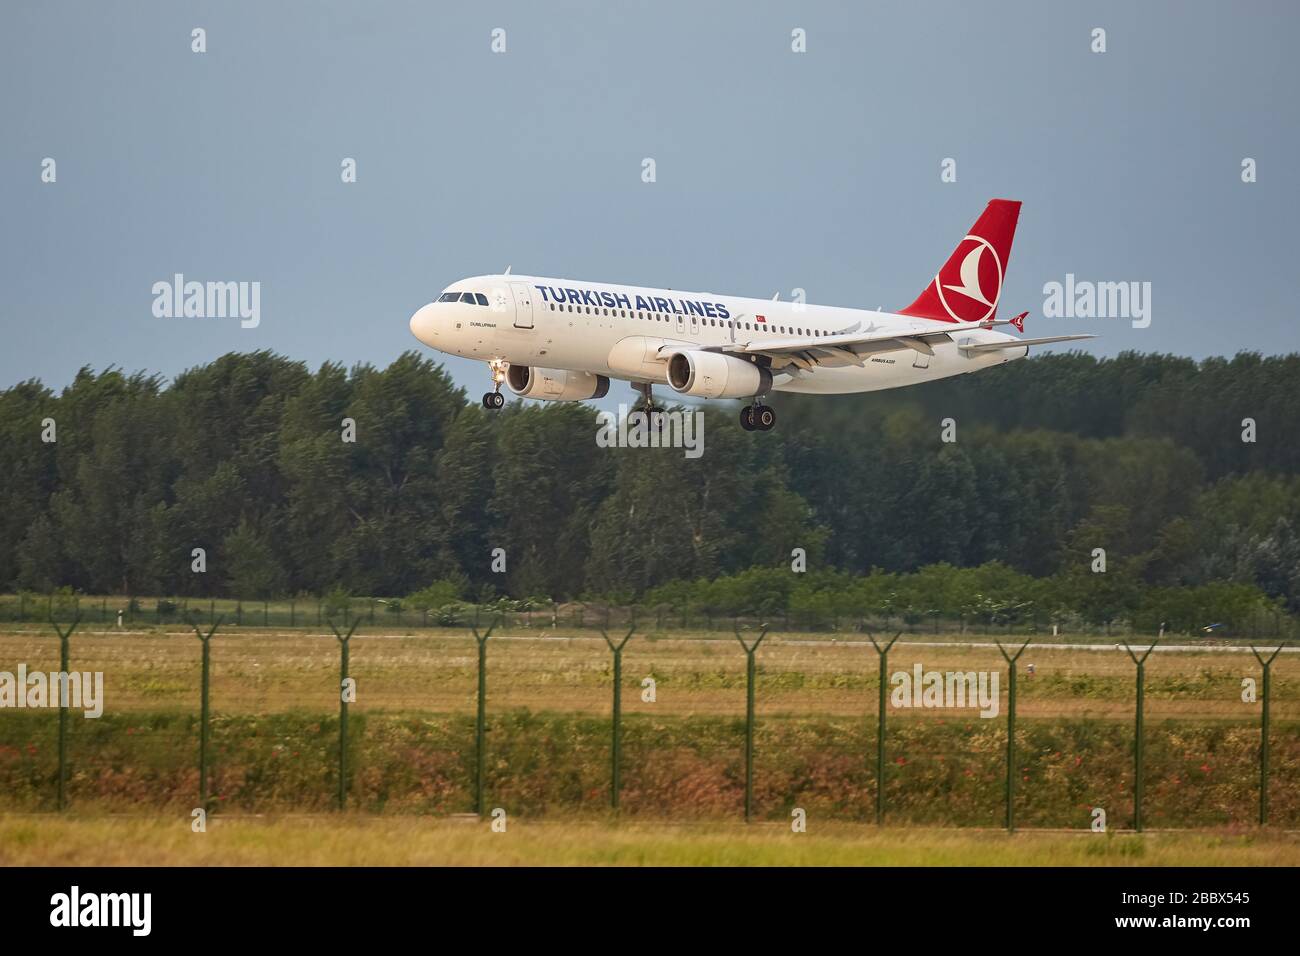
[408,199,1092,430]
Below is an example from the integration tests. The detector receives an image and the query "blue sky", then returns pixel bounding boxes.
[2,0,1297,395]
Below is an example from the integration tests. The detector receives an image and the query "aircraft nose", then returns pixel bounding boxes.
[409,303,438,344]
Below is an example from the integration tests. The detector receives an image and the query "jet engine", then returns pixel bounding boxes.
[506,365,610,401]
[666,350,771,400]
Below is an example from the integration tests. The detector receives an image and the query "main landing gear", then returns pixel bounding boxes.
[740,401,775,432]
[633,383,665,427]
[633,382,656,412]
[482,359,507,409]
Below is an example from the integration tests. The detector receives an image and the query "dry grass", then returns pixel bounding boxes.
[0,626,1294,720]
[0,814,1295,866]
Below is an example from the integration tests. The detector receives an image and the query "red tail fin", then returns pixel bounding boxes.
[900,199,1021,324]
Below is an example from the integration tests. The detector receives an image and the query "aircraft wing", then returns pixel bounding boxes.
[957,334,1096,352]
[714,317,1031,369]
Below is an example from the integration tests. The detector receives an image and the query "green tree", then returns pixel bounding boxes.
[222,519,287,599]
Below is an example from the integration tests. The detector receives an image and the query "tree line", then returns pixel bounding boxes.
[1,349,1297,627]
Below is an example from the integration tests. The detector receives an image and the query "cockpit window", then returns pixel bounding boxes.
[475,293,488,306]
[438,292,459,302]
[460,292,477,304]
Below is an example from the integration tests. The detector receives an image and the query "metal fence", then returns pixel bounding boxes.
[1,614,1296,829]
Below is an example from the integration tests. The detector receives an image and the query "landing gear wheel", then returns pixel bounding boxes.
[484,359,508,410]
[740,403,774,431]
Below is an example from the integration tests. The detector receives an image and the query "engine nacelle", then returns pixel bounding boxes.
[666,350,772,400]
[506,365,610,401]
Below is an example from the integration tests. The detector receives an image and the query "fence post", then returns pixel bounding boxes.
[49,614,81,811]
[867,631,901,826]
[328,619,359,810]
[471,618,498,816]
[1251,645,1283,826]
[601,626,635,811]
[734,626,769,822]
[996,637,1033,832]
[192,617,223,809]
[1122,640,1158,832]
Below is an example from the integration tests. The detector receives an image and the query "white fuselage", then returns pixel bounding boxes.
[409,274,1026,396]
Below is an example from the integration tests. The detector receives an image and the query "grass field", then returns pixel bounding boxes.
[1,624,1297,860]
[0,624,1295,718]
[1,815,1297,866]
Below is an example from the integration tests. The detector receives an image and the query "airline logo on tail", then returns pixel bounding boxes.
[901,199,1021,324]
[938,235,1002,320]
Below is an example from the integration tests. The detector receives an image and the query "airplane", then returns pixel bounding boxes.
[408,199,1093,431]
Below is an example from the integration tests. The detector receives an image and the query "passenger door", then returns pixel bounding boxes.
[511,283,534,329]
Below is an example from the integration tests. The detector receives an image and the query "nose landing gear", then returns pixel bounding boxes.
[740,400,775,432]
[482,359,507,409]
